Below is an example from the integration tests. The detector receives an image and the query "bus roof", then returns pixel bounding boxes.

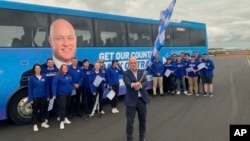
[0,1,206,28]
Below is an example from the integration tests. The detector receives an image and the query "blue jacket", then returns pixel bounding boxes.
[150,60,164,77]
[89,70,106,94]
[82,67,92,88]
[107,66,123,86]
[186,61,199,77]
[201,59,215,77]
[52,74,74,96]
[175,62,186,78]
[68,65,84,85]
[163,63,176,76]
[28,74,49,102]
[42,67,58,97]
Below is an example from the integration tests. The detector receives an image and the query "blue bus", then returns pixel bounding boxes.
[0,1,208,124]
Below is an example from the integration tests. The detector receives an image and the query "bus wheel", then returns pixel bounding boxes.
[8,89,32,125]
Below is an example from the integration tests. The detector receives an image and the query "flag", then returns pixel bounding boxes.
[149,0,176,66]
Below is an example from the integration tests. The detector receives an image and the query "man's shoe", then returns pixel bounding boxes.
[184,91,188,95]
[64,118,71,124]
[209,92,213,97]
[176,91,181,95]
[101,110,105,114]
[41,122,50,128]
[115,108,119,113]
[77,112,83,117]
[112,108,116,113]
[60,122,64,129]
[33,124,38,132]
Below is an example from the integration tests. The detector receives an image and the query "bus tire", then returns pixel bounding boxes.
[8,88,32,125]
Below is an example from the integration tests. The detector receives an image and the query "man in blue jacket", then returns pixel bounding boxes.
[150,54,164,96]
[201,53,215,97]
[68,57,84,117]
[175,56,188,95]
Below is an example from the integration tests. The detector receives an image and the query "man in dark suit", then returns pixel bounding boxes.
[123,57,150,141]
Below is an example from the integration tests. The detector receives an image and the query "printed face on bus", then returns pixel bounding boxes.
[129,57,138,71]
[49,19,77,64]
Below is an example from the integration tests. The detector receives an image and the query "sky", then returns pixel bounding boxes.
[8,0,250,49]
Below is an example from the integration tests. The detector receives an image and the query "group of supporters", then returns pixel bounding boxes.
[28,51,215,132]
[150,51,215,97]
[28,57,123,131]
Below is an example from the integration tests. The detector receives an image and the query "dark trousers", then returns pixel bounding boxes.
[163,75,176,92]
[31,96,47,125]
[57,94,71,121]
[126,98,147,141]
[111,84,119,108]
[90,85,103,113]
[69,88,82,114]
[198,75,205,93]
[82,87,93,115]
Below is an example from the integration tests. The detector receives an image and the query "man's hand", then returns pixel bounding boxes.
[133,82,141,90]
[74,84,79,88]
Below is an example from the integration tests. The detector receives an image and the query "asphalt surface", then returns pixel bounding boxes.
[0,56,250,141]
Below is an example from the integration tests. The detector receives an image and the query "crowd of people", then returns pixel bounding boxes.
[151,51,215,98]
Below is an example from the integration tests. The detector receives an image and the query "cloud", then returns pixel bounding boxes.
[7,0,250,48]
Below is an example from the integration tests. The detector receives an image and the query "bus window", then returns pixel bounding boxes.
[173,27,190,46]
[127,22,152,47]
[0,9,49,47]
[190,28,206,46]
[50,14,94,47]
[153,25,174,47]
[94,19,126,47]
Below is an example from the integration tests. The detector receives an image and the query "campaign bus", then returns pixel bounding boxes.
[0,1,208,124]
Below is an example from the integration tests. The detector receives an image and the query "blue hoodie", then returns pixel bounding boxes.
[186,61,199,77]
[43,67,58,97]
[28,74,49,102]
[175,61,186,78]
[107,66,123,86]
[150,60,164,77]
[68,65,84,85]
[82,67,92,88]
[201,59,215,77]
[52,74,74,96]
[163,62,176,75]
[89,70,106,94]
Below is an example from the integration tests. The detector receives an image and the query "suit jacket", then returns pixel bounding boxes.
[123,69,150,107]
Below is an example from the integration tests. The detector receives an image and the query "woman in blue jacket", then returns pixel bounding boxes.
[28,63,50,132]
[52,64,74,129]
[107,60,123,113]
[89,62,106,118]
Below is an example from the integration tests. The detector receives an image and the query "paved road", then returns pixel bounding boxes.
[1,56,250,141]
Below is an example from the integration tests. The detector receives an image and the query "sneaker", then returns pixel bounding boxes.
[33,124,38,132]
[60,122,64,129]
[209,93,213,97]
[112,108,116,114]
[115,108,119,113]
[57,117,60,121]
[176,91,181,95]
[187,93,192,96]
[184,91,188,95]
[195,94,200,96]
[101,110,105,114]
[44,119,48,124]
[41,122,50,128]
[64,118,71,124]
[203,92,208,96]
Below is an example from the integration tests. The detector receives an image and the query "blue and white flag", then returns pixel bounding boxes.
[149,0,176,66]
